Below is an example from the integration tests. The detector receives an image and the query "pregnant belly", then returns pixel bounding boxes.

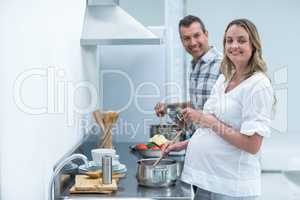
[185,128,242,179]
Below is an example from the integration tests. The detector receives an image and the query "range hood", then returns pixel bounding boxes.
[81,0,162,46]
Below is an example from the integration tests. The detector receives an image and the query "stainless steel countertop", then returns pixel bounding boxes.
[57,134,192,200]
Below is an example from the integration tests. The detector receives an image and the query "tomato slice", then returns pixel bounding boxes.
[159,143,167,150]
[135,144,148,151]
[151,145,160,150]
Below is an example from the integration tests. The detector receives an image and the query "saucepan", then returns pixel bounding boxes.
[136,158,178,187]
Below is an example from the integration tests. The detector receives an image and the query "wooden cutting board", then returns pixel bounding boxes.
[100,172,126,179]
[69,175,118,194]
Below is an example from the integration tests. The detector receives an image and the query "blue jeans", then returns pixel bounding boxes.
[193,186,258,200]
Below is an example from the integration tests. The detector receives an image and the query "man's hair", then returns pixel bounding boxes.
[178,15,206,32]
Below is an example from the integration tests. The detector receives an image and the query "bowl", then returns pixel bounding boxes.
[138,149,162,158]
[91,148,116,165]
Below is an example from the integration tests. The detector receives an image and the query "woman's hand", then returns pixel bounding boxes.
[182,108,218,128]
[181,107,201,123]
[198,113,218,128]
[161,140,189,156]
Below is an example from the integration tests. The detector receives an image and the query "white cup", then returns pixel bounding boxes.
[91,148,116,166]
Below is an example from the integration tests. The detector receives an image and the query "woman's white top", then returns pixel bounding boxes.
[181,72,274,197]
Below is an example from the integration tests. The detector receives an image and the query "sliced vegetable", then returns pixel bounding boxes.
[151,145,160,150]
[146,142,156,148]
[135,143,148,151]
[159,143,167,150]
[149,134,170,146]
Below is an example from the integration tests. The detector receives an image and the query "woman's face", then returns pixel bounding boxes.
[225,25,253,69]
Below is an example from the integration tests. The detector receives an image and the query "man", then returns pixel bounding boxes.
[155,15,222,135]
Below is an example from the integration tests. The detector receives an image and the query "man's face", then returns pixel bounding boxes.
[180,22,209,60]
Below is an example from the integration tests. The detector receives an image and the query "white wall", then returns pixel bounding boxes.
[0,0,87,199]
[120,0,165,26]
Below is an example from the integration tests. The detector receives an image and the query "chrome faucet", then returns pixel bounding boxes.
[48,153,89,200]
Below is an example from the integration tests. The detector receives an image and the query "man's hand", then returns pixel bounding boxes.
[154,102,167,117]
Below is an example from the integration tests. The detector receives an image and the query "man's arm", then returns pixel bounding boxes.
[155,101,192,117]
[167,101,191,109]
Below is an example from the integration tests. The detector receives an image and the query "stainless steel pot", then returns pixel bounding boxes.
[136,158,178,187]
[149,124,185,142]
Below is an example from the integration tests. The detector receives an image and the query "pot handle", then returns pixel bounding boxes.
[152,167,168,183]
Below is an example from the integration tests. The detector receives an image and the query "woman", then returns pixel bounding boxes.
[163,19,274,199]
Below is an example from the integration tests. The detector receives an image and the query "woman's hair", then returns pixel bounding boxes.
[220,18,267,80]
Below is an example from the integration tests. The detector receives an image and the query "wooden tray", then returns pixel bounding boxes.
[69,175,118,194]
